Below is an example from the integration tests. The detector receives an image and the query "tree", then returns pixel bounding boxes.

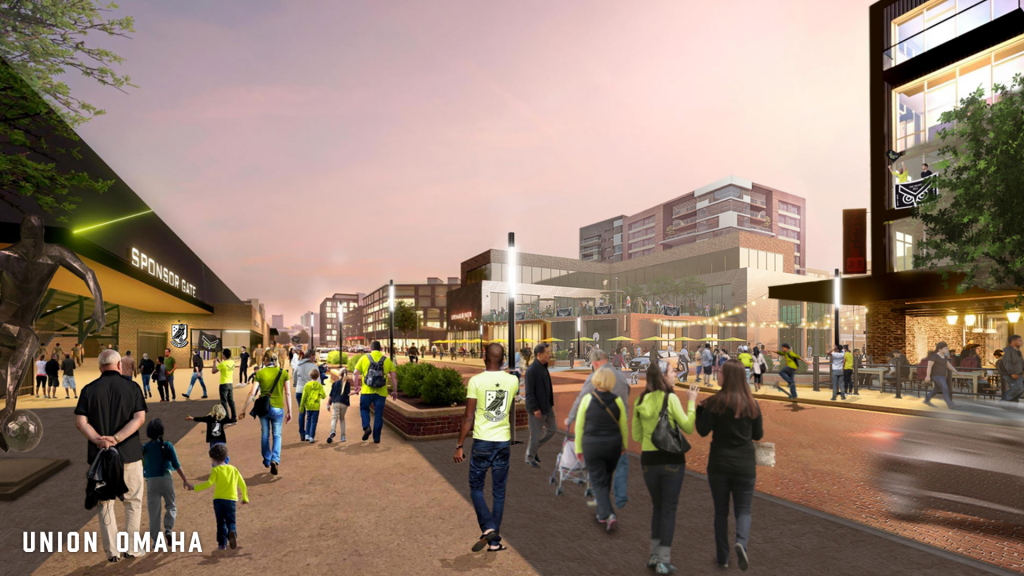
[1,1,135,220]
[914,75,1024,309]
[674,276,708,305]
[392,301,420,343]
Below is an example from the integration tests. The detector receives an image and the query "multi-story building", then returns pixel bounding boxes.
[299,312,319,346]
[579,215,625,262]
[362,277,459,349]
[447,231,825,354]
[271,315,285,330]
[580,177,808,274]
[772,0,1024,362]
[319,293,362,348]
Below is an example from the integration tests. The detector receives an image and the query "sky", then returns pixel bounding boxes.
[67,0,875,325]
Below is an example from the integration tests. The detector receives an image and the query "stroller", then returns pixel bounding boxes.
[549,435,593,498]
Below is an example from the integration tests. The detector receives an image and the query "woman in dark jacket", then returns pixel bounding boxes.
[574,366,629,532]
[696,360,763,571]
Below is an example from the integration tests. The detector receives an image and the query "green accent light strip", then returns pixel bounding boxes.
[72,209,154,234]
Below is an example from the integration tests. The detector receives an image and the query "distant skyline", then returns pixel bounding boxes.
[65,0,874,322]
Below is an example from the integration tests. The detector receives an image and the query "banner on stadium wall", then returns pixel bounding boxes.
[595,305,612,315]
[843,208,868,275]
[556,308,573,317]
[662,306,681,317]
[200,331,223,352]
[894,177,934,210]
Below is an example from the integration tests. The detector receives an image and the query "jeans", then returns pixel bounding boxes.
[613,452,630,508]
[146,476,176,543]
[187,372,207,396]
[926,375,955,408]
[642,462,685,564]
[708,473,756,566]
[168,374,176,399]
[527,409,557,460]
[330,403,348,437]
[142,374,151,397]
[469,439,510,543]
[220,384,237,421]
[844,369,854,394]
[703,365,712,384]
[1002,375,1023,402]
[213,499,237,548]
[157,380,169,401]
[259,406,284,466]
[831,373,847,399]
[779,367,797,398]
[360,393,387,442]
[295,391,306,440]
[582,437,621,521]
[304,410,320,440]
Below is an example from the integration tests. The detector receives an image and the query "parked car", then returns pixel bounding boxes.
[628,350,678,373]
[870,402,1024,526]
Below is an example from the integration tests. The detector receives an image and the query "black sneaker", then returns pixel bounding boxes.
[534,454,541,464]
[227,530,237,549]
[526,460,540,468]
[182,394,190,399]
[270,462,278,476]
[362,427,371,441]
[327,432,335,444]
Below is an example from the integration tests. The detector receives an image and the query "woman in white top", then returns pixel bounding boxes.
[35,354,48,398]
[750,347,768,391]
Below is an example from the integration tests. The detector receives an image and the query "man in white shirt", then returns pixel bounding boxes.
[830,344,848,401]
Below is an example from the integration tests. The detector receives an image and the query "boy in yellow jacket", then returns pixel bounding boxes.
[193,444,248,550]
[300,367,327,443]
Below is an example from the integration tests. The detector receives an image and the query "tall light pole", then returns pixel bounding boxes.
[576,316,581,357]
[388,280,395,362]
[615,276,619,311]
[338,305,344,354]
[508,232,516,370]
[833,268,841,347]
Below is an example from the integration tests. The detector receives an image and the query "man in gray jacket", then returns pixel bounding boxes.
[999,335,1024,405]
[566,348,631,508]
[293,350,320,440]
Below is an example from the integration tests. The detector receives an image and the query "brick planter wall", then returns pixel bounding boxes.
[378,398,529,440]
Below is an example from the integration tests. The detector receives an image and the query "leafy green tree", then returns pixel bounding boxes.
[914,75,1024,308]
[0,1,135,220]
[392,301,420,342]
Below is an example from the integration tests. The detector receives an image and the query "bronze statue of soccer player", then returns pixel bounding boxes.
[0,215,105,451]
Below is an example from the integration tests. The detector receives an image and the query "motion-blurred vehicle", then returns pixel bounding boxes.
[870,403,1024,526]
[628,350,677,373]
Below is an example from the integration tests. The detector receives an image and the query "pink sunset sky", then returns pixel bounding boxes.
[68,0,875,325]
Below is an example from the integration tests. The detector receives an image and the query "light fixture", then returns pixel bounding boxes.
[965,314,976,327]
[946,314,958,325]
[388,281,395,312]
[1008,311,1021,323]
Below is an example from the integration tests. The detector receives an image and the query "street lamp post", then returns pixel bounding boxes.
[576,316,581,358]
[615,276,619,311]
[833,268,841,347]
[508,233,516,369]
[388,280,395,362]
[338,305,344,356]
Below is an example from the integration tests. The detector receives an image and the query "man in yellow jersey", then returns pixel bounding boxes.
[454,342,518,553]
[353,341,397,444]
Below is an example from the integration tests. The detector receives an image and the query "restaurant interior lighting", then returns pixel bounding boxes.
[946,314,958,325]
[965,314,977,327]
[1008,311,1021,323]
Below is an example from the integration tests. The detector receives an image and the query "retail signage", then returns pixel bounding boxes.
[515,312,526,321]
[894,177,934,210]
[130,247,198,298]
[556,308,573,317]
[451,311,473,321]
[170,323,189,348]
[661,306,681,317]
[842,209,868,275]
[200,331,222,352]
[595,305,613,315]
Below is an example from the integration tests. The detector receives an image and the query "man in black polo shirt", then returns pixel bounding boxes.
[524,343,556,468]
[74,349,148,563]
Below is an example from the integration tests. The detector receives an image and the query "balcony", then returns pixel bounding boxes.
[884,0,1023,70]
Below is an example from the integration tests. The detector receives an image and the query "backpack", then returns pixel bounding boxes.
[366,355,387,388]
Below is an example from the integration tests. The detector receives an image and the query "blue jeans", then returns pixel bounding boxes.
[779,367,797,398]
[613,452,629,508]
[259,406,284,466]
[1002,375,1023,402]
[708,473,756,566]
[469,439,510,543]
[295,392,306,440]
[187,372,207,396]
[141,374,151,396]
[167,374,175,399]
[304,410,320,440]
[925,375,954,408]
[360,394,387,442]
[831,373,846,399]
[642,462,685,562]
[213,499,236,548]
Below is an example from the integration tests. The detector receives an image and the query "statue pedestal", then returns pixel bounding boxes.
[0,458,68,501]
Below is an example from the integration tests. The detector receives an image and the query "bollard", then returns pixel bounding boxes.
[853,359,860,395]
[894,355,903,399]
[813,356,820,392]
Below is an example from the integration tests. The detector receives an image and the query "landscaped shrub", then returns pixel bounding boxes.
[420,366,467,406]
[396,362,437,398]
[326,350,347,366]
[554,350,569,360]
[346,353,364,374]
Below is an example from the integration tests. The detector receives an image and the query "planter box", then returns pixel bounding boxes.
[379,397,529,440]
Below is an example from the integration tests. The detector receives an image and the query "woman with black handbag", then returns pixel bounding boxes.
[240,350,292,476]
[696,360,763,570]
[632,360,699,575]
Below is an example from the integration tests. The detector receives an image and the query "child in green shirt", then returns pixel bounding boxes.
[300,367,327,443]
[192,444,248,550]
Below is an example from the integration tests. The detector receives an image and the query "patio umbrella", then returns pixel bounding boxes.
[723,337,745,342]
[432,339,449,344]
[516,338,536,343]
[606,336,633,341]
[642,336,666,341]
[541,337,564,342]
[574,336,595,341]
[674,337,698,341]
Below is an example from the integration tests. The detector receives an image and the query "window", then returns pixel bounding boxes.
[713,186,744,202]
[779,215,800,228]
[629,238,655,251]
[889,0,1010,69]
[628,215,656,231]
[779,228,800,240]
[672,199,697,217]
[581,234,601,244]
[628,228,654,241]
[778,201,801,216]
